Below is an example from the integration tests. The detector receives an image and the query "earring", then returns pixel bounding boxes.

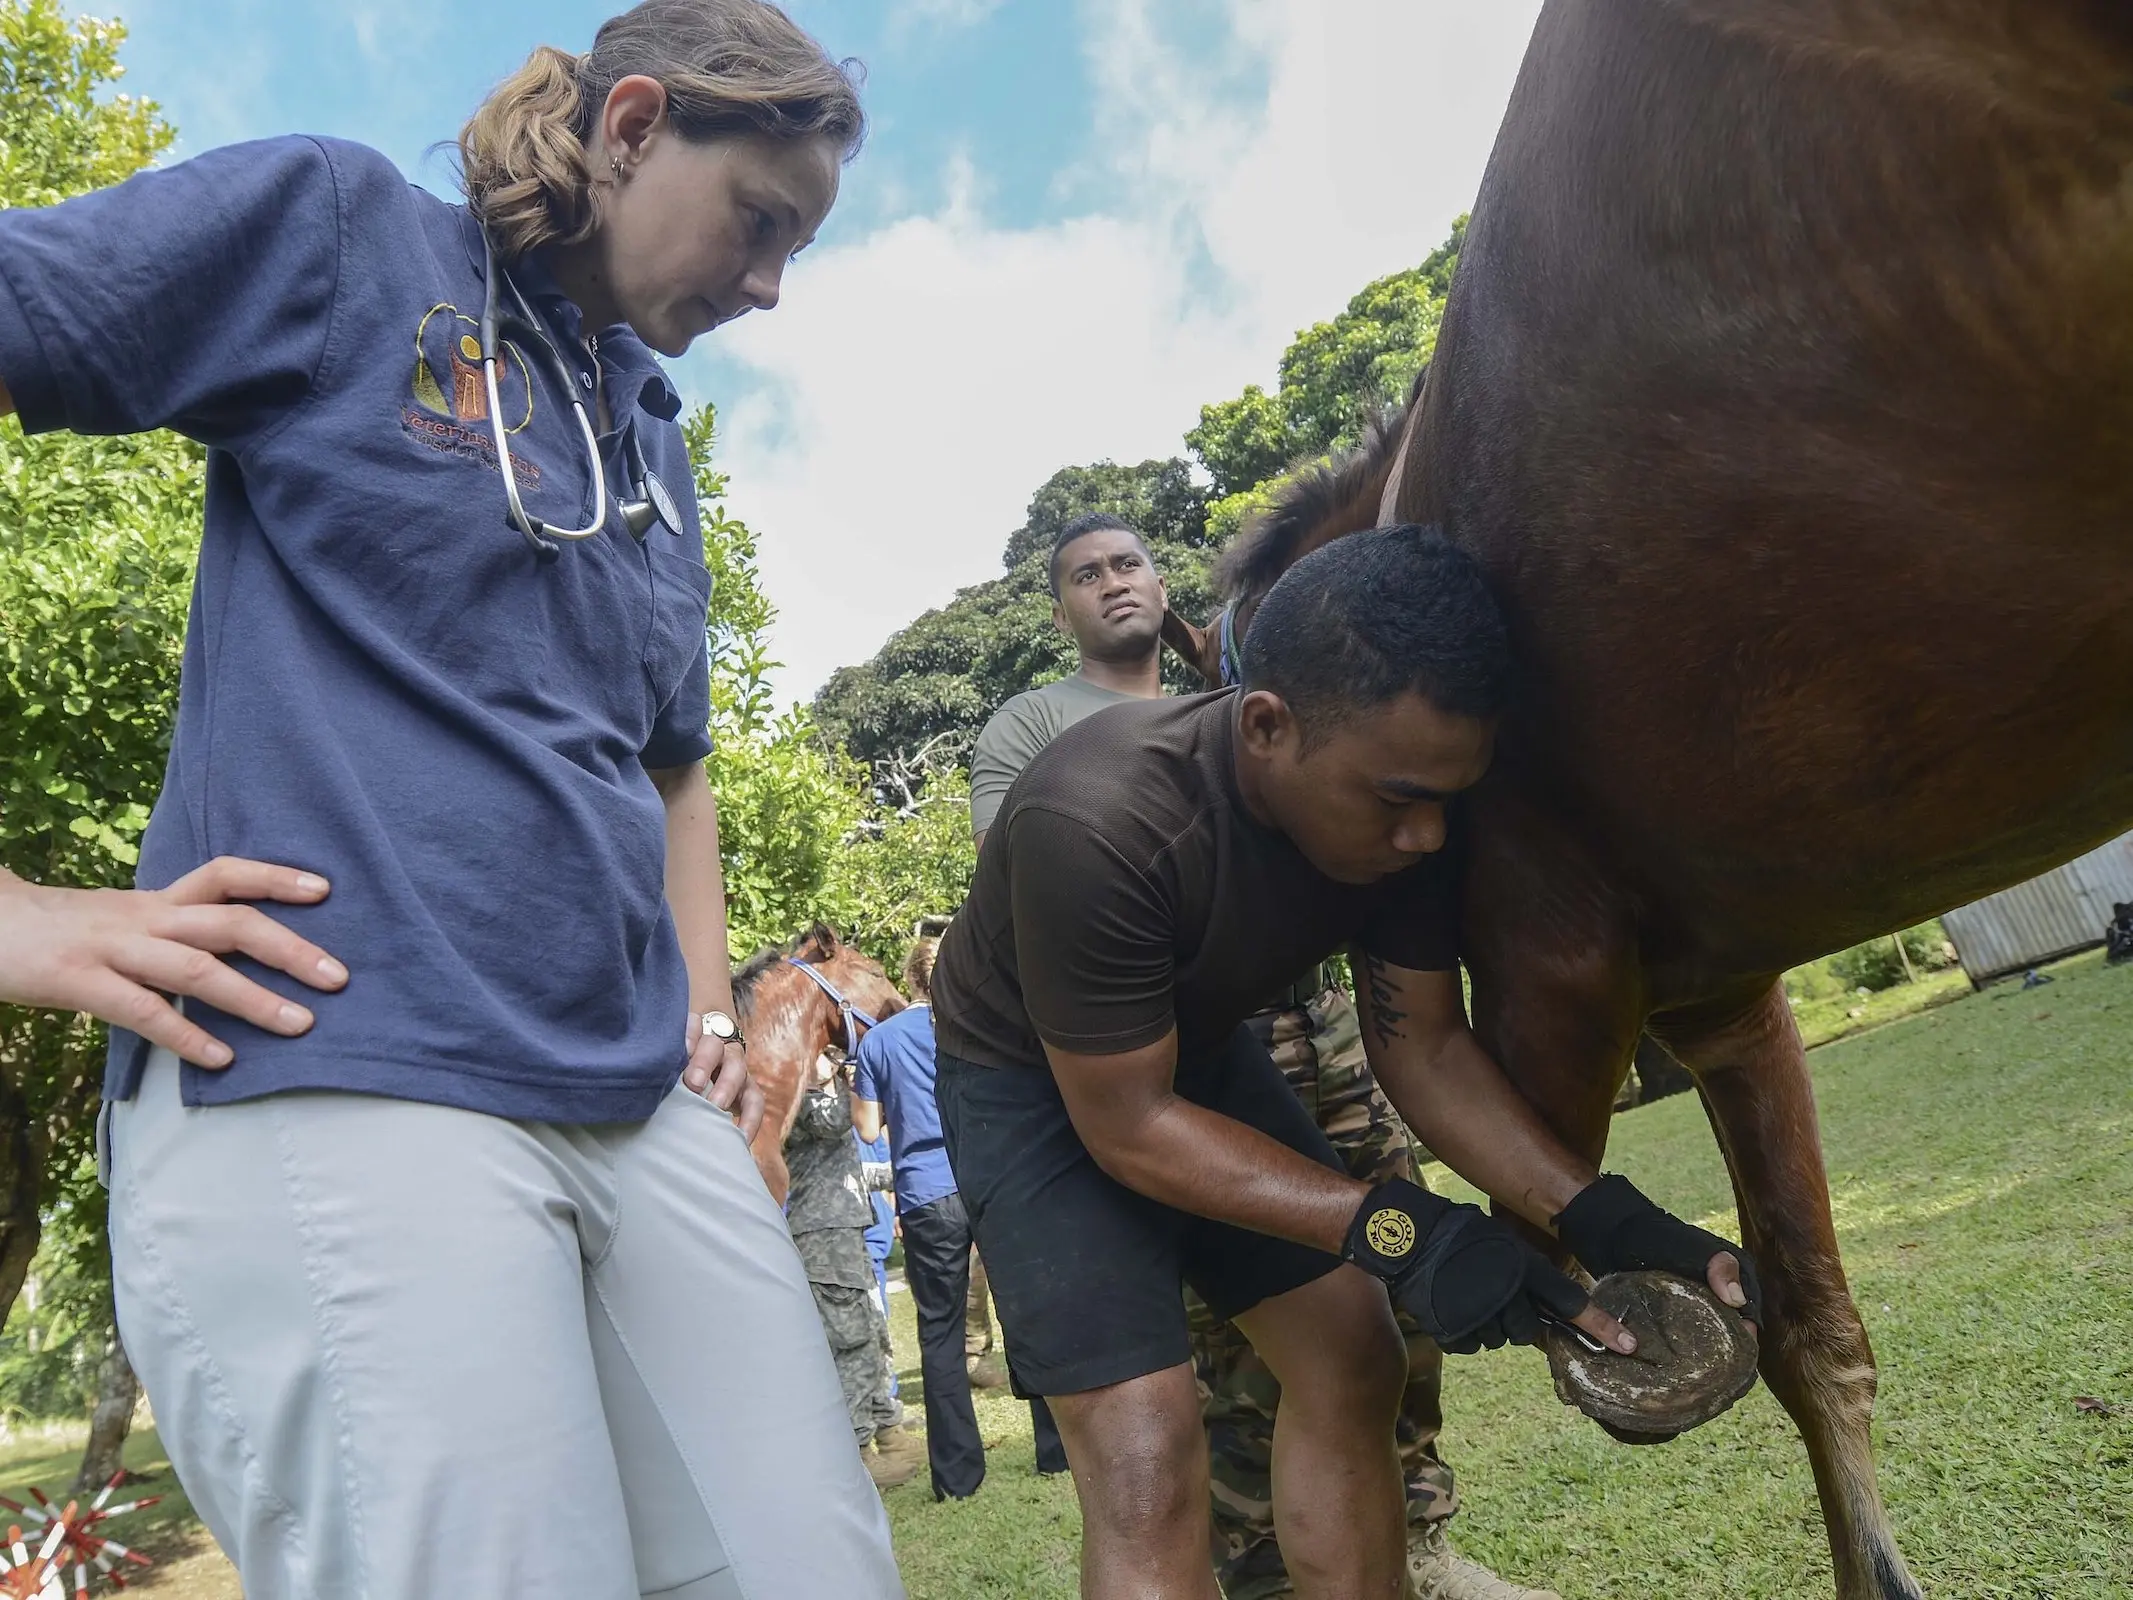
[610,155,626,184]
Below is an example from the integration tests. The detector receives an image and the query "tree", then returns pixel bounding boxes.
[1189,218,1466,500]
[687,406,867,958]
[0,0,190,1381]
[689,407,975,971]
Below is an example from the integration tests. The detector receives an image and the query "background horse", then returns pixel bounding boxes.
[1167,5,2133,1597]
[732,924,907,1205]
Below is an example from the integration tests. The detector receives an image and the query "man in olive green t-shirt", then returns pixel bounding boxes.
[969,513,1167,845]
[958,513,1167,1466]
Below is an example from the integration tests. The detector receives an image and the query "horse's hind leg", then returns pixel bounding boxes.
[1652,983,1920,1600]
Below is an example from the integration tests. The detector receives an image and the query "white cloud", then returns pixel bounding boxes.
[691,0,1545,704]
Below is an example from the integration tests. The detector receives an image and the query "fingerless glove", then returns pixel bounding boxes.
[1553,1174,1763,1323]
[1342,1178,1590,1354]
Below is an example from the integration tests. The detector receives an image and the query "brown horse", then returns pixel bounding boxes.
[732,924,906,1205]
[1166,5,2133,1597]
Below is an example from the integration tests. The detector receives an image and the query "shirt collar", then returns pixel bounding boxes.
[457,207,683,424]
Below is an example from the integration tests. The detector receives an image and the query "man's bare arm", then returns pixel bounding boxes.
[1354,952,1749,1308]
[1351,956,1599,1227]
[1046,1031,1366,1253]
[853,1096,884,1144]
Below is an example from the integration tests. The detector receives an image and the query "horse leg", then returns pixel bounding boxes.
[1461,809,1647,1185]
[1652,984,1920,1600]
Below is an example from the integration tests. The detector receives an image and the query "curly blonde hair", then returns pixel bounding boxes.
[460,0,865,260]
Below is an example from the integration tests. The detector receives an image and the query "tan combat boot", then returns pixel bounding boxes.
[1405,1523,1563,1600]
[865,1427,923,1491]
[967,1352,1011,1390]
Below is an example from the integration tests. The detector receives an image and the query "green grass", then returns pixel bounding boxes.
[1788,963,1972,1051]
[6,958,2121,1597]
[881,953,2133,1597]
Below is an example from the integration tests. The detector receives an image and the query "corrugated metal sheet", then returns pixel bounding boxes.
[1941,832,2133,983]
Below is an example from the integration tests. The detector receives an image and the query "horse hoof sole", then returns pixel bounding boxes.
[1543,1270,1759,1440]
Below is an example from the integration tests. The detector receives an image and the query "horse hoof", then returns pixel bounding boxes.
[1544,1271,1759,1440]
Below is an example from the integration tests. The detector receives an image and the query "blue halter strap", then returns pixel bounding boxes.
[785,957,881,1055]
[1218,604,1244,688]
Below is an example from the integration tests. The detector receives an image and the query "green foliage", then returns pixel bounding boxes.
[688,407,970,968]
[834,766,977,970]
[0,4,193,1326]
[1828,920,1957,992]
[1785,920,1958,1003]
[998,458,1212,571]
[0,0,168,209]
[687,406,866,958]
[1186,219,1464,499]
[0,1165,106,1423]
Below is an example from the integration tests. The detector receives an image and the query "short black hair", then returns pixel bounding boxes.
[1047,513,1150,597]
[1239,525,1510,739]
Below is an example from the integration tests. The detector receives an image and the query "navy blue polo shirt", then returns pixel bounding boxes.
[0,136,715,1122]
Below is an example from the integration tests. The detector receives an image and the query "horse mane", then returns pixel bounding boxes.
[1213,366,1425,604]
[731,921,847,1017]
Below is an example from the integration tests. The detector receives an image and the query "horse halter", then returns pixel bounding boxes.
[785,958,882,1056]
[1217,603,1244,688]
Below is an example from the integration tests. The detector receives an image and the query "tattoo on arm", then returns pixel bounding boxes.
[1361,953,1409,1048]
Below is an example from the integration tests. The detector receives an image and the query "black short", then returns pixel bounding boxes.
[934,1026,1347,1397]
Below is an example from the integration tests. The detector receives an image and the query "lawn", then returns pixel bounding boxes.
[880,953,2133,1598]
[6,955,2125,1598]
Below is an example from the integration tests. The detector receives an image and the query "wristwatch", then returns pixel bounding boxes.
[701,1010,745,1047]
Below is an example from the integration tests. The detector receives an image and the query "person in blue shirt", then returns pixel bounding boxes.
[0,5,903,1597]
[853,927,1067,1500]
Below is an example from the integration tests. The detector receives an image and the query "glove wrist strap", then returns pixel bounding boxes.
[1341,1177,1451,1279]
[1553,1172,1654,1271]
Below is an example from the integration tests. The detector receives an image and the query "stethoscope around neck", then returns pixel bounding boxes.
[479,229,681,561]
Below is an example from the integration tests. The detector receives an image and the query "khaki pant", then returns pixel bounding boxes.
[109,1050,903,1600]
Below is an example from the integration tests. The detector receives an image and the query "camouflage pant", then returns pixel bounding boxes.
[798,1230,901,1449]
[1191,989,1457,1600]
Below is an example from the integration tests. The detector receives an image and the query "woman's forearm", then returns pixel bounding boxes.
[652,759,734,1016]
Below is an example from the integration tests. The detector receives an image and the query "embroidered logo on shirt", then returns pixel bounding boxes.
[404,303,539,486]
[412,303,532,430]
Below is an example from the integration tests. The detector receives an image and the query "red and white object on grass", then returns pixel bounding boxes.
[0,1475,158,1596]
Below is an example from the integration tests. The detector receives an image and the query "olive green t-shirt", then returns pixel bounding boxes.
[932,690,1462,1070]
[968,675,1146,837]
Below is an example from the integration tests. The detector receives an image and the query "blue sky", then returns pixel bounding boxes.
[101,0,1542,699]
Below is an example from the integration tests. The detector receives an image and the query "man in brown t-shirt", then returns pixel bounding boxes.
[931,526,1761,1597]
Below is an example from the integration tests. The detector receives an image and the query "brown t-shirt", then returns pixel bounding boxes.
[932,690,1462,1070]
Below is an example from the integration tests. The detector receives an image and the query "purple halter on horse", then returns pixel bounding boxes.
[784,956,883,1056]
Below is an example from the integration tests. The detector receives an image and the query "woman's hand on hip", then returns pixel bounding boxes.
[684,1015,765,1142]
[0,857,347,1069]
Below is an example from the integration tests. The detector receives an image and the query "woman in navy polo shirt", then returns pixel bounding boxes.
[0,3,901,1596]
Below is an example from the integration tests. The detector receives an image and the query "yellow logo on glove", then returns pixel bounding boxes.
[1365,1207,1416,1258]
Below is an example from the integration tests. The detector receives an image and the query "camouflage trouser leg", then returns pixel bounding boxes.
[811,1278,901,1448]
[1193,988,1458,1600]
[966,1248,996,1359]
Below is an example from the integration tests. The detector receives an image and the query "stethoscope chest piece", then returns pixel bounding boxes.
[621,460,681,542]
